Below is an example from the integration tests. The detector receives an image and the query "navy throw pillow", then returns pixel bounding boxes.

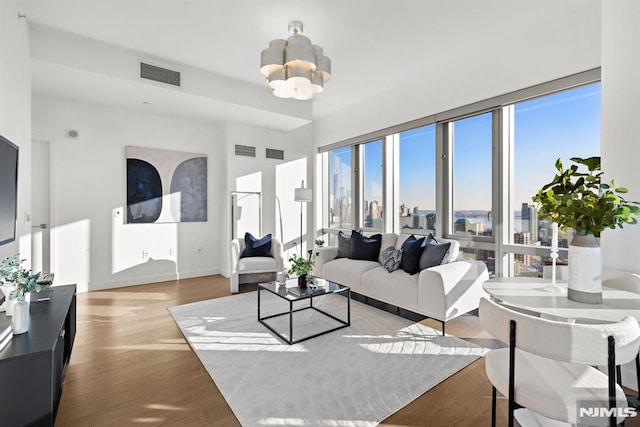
[349,230,382,261]
[400,235,426,275]
[241,232,272,257]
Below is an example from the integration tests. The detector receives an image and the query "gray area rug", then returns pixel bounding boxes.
[169,291,485,426]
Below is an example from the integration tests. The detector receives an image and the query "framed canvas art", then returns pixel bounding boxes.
[126,146,207,223]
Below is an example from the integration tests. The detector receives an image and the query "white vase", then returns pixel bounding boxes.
[12,297,30,335]
[6,297,17,316]
[568,233,602,304]
[1,284,14,314]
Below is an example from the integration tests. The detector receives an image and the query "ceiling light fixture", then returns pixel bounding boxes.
[260,21,331,101]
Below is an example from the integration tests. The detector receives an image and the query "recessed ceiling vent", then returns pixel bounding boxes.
[140,62,181,87]
[235,145,256,157]
[266,148,284,160]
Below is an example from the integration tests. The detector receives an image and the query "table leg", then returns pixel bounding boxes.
[289,300,293,345]
[257,286,261,320]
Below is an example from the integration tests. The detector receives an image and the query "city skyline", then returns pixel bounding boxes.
[330,83,601,242]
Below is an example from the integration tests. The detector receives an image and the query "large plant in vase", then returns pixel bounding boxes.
[532,156,640,303]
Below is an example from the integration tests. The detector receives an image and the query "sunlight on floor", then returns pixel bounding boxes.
[130,417,166,423]
[144,403,187,411]
[188,330,308,352]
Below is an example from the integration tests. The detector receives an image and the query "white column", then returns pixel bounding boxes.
[601,0,640,274]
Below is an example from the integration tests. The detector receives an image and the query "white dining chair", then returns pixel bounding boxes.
[479,297,640,427]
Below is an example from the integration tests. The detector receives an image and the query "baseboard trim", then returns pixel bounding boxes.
[78,268,223,293]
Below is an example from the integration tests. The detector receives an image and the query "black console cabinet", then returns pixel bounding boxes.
[0,284,76,427]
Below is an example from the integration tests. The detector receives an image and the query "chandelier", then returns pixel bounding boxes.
[260,21,331,100]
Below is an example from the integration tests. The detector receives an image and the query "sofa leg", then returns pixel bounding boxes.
[441,321,446,336]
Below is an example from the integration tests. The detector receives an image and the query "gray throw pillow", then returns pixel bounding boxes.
[419,242,451,270]
[379,246,403,272]
[337,231,351,258]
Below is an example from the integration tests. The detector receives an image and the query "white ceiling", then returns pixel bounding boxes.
[19,0,600,130]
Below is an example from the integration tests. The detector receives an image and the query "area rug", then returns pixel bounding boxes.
[169,291,485,427]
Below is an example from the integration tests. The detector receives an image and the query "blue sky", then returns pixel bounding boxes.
[334,82,601,214]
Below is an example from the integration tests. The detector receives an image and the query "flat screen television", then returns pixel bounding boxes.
[0,135,18,246]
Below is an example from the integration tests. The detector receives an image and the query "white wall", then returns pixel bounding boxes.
[601,0,640,275]
[222,122,313,275]
[32,95,224,292]
[313,6,601,147]
[0,1,31,261]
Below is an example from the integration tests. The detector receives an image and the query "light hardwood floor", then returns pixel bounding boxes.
[55,276,640,426]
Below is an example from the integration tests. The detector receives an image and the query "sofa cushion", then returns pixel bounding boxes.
[237,256,278,273]
[361,266,419,311]
[419,242,451,270]
[379,246,403,272]
[241,232,272,257]
[400,235,426,275]
[322,258,379,292]
[337,231,351,258]
[350,230,382,261]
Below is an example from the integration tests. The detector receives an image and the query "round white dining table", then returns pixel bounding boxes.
[483,277,640,323]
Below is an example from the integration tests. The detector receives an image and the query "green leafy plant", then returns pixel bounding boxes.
[287,251,319,278]
[532,156,640,237]
[0,255,44,304]
[314,238,325,247]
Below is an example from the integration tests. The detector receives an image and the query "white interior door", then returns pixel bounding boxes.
[31,140,51,274]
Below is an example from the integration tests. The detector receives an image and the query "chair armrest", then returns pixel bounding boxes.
[312,246,339,277]
[271,238,284,271]
[417,260,489,321]
[230,239,241,275]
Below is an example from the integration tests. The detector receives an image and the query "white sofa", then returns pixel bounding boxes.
[230,237,283,293]
[312,233,489,334]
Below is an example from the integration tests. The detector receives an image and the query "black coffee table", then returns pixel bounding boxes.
[257,278,350,344]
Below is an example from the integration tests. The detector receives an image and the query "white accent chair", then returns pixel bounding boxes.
[230,237,283,294]
[479,297,640,427]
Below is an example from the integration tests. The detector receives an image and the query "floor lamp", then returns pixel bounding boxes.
[294,180,312,256]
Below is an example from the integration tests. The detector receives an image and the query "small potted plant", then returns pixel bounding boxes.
[287,250,319,289]
[0,255,43,333]
[532,156,640,303]
[314,238,325,247]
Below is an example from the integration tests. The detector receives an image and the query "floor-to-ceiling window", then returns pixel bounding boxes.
[320,71,600,278]
[361,139,384,231]
[450,112,494,237]
[328,146,352,230]
[508,82,601,277]
[397,125,436,235]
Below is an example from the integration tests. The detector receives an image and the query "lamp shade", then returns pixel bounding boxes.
[294,187,313,202]
[260,21,330,100]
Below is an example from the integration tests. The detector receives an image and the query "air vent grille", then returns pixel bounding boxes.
[235,145,256,157]
[266,148,284,160]
[140,62,181,87]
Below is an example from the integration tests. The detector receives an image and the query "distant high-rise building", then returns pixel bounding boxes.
[426,212,436,232]
[521,202,539,241]
[455,218,483,235]
[514,232,532,265]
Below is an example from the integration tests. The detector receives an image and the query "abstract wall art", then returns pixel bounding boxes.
[126,146,208,223]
